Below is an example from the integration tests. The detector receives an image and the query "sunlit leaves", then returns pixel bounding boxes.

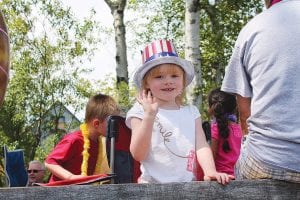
[0,0,102,164]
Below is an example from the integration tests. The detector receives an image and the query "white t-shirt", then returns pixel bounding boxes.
[126,102,200,183]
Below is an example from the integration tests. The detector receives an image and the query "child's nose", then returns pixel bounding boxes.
[164,77,173,84]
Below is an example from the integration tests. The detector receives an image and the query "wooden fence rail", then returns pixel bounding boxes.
[0,179,299,200]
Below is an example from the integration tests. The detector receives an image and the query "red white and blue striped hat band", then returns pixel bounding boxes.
[133,39,194,89]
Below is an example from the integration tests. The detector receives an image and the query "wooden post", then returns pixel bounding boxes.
[0,180,299,199]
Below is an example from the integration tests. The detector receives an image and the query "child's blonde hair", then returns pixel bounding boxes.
[141,64,186,105]
[85,94,120,123]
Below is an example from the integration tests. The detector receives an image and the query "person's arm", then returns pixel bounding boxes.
[45,134,85,180]
[210,139,218,160]
[195,118,217,176]
[236,95,251,135]
[210,124,219,160]
[130,116,155,161]
[44,162,84,180]
[195,118,234,184]
[130,90,158,161]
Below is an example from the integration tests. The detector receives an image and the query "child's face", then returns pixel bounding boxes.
[91,118,107,137]
[144,64,184,103]
[98,119,107,137]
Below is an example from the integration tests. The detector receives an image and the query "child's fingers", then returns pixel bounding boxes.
[147,90,152,99]
[222,174,230,184]
[204,173,232,185]
[136,96,142,104]
[229,175,235,180]
[152,96,158,104]
[218,173,230,185]
[142,90,147,98]
[215,174,222,184]
[138,90,148,101]
[204,175,217,182]
[203,175,211,181]
[136,91,143,104]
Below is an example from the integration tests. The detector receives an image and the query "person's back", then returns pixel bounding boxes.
[211,123,242,175]
[222,0,300,182]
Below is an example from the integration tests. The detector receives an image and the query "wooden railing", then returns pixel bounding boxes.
[0,180,299,199]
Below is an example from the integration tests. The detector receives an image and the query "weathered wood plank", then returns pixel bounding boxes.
[0,180,299,200]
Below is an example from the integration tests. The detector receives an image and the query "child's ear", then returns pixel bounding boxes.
[92,119,100,128]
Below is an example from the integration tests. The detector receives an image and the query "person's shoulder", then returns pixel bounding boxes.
[229,123,243,135]
[182,104,199,111]
[211,122,218,128]
[130,102,142,110]
[210,122,219,139]
[234,9,271,45]
[127,102,143,116]
[181,104,200,117]
[61,129,83,142]
[126,102,143,128]
[239,8,272,36]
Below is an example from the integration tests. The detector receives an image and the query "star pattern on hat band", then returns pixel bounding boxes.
[146,52,178,63]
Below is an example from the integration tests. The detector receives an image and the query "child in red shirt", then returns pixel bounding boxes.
[45,94,120,182]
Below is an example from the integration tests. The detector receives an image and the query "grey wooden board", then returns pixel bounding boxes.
[0,180,299,200]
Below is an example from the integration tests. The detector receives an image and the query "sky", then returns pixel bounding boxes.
[60,1,113,120]
[63,0,124,82]
[62,1,140,119]
[63,0,141,84]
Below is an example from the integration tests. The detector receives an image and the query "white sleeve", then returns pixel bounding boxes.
[221,28,252,97]
[125,102,144,129]
[190,105,201,120]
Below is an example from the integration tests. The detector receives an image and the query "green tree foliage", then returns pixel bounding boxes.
[77,74,137,114]
[200,0,263,117]
[127,0,185,46]
[0,0,102,184]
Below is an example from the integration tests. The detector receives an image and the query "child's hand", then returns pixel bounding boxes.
[204,172,234,185]
[137,90,159,116]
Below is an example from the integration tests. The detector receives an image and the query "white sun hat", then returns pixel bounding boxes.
[133,39,194,89]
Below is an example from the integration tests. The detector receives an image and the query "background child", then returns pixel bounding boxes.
[45,93,120,183]
[126,39,233,184]
[208,88,242,176]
